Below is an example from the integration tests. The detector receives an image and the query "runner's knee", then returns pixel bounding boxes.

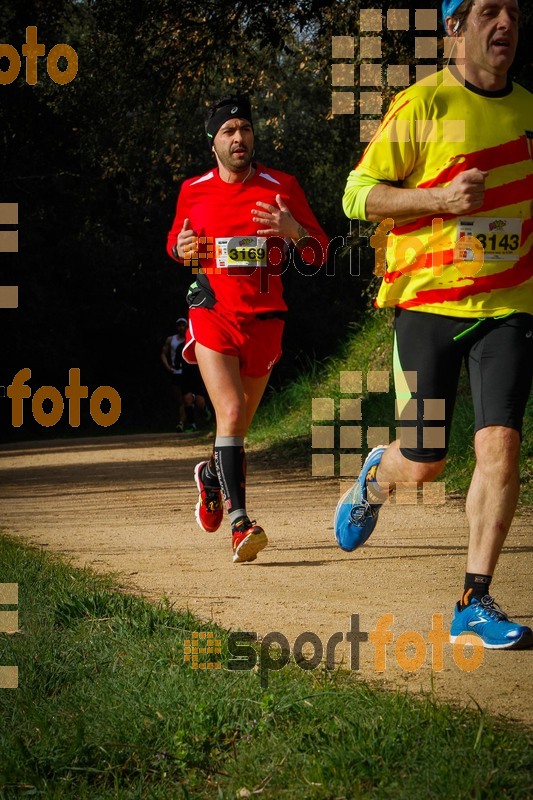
[474,426,520,475]
[400,457,446,483]
[214,399,246,434]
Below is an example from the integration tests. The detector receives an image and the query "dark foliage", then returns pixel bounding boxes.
[1,0,531,437]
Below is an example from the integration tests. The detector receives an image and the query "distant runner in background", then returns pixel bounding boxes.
[161,317,211,433]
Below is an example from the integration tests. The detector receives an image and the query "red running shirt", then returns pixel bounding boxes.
[167,163,328,320]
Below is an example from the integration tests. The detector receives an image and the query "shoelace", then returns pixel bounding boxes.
[204,487,221,511]
[478,595,509,621]
[233,518,257,533]
[350,499,377,524]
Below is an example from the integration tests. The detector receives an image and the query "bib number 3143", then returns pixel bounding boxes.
[457,217,522,261]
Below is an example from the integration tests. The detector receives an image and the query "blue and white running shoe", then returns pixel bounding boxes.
[334,445,387,552]
[450,595,533,650]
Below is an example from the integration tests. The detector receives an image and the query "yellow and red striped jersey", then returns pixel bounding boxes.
[346,67,533,318]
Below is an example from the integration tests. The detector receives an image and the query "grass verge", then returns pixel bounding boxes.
[1,536,532,799]
[249,310,532,505]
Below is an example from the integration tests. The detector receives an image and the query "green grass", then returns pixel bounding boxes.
[250,310,533,505]
[1,536,533,799]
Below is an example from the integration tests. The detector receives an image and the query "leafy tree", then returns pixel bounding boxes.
[1,0,531,437]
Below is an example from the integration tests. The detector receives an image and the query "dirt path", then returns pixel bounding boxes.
[1,433,532,725]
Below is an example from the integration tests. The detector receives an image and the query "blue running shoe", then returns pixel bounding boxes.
[450,595,533,650]
[334,445,387,552]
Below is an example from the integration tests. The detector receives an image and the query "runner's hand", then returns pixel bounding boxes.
[176,218,198,259]
[252,194,305,240]
[444,168,489,215]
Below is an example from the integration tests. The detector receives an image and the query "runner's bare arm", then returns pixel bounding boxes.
[161,338,174,373]
[364,169,488,225]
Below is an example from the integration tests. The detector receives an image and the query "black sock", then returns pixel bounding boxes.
[185,405,195,426]
[213,436,246,522]
[459,573,492,609]
[202,452,220,489]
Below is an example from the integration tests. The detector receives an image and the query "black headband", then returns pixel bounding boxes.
[205,98,254,143]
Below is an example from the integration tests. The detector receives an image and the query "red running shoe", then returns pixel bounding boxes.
[194,461,223,532]
[232,518,268,563]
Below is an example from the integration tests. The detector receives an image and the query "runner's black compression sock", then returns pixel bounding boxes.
[459,573,492,609]
[213,436,246,524]
[202,452,220,488]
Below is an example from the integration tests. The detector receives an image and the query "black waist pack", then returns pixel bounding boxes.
[186,273,217,309]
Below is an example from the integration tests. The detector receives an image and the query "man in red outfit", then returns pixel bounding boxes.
[167,93,328,563]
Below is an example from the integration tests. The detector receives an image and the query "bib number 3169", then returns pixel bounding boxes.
[216,236,267,268]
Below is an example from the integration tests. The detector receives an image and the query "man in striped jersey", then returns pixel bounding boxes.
[335,0,532,649]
